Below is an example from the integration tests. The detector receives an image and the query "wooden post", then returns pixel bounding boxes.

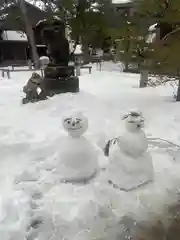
[40,68,44,78]
[99,58,102,71]
[176,69,180,101]
[28,59,32,70]
[19,0,39,69]
[7,70,10,79]
[75,55,81,77]
[139,60,149,88]
[139,69,148,88]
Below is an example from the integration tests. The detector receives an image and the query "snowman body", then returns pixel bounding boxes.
[57,113,99,182]
[57,136,99,182]
[107,111,154,191]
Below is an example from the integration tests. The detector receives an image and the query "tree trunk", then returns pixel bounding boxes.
[124,39,130,72]
[176,79,180,101]
[139,69,148,88]
[19,0,39,69]
[124,62,129,72]
[81,39,90,64]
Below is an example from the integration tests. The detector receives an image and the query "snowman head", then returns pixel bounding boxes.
[62,112,88,138]
[122,110,144,132]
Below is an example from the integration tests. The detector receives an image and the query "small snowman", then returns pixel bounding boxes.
[56,112,101,183]
[105,110,154,191]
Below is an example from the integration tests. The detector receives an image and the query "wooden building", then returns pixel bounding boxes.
[0,1,49,65]
[113,1,136,17]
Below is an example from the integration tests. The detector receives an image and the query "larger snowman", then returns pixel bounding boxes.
[56,112,105,183]
[105,110,154,191]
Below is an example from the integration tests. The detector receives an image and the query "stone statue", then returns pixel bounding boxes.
[22,72,47,104]
[37,18,70,66]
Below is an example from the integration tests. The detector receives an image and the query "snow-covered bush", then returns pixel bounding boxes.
[148,74,179,99]
[135,200,180,240]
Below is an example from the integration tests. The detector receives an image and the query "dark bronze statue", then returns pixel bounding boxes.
[22,17,79,104]
[36,17,79,95]
[36,18,70,66]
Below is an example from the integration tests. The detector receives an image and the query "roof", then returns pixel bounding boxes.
[1,30,27,41]
[113,1,134,9]
[0,1,49,30]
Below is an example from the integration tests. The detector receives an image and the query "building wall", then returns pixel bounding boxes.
[0,24,72,65]
[0,40,28,65]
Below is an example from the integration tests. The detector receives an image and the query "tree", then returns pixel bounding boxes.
[19,0,39,68]
[135,0,180,99]
[111,2,151,82]
[113,0,180,92]
[40,0,113,61]
[0,0,16,10]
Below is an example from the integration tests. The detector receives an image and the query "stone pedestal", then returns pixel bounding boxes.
[43,65,79,95]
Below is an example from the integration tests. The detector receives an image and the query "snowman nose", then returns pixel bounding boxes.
[72,121,76,126]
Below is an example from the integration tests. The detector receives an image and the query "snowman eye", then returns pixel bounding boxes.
[64,118,72,124]
[76,118,82,124]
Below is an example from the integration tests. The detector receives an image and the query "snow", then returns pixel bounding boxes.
[146,32,157,44]
[1,31,27,41]
[113,0,131,3]
[148,23,158,32]
[36,19,47,27]
[1,62,180,239]
[96,49,104,57]
[39,56,49,68]
[74,44,82,55]
[146,24,158,43]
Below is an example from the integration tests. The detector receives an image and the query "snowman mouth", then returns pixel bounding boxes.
[128,121,140,124]
[69,127,82,130]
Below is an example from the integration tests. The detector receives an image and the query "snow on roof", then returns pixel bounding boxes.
[148,23,158,32]
[0,13,8,20]
[36,16,61,27]
[113,0,131,3]
[36,19,47,27]
[1,31,28,41]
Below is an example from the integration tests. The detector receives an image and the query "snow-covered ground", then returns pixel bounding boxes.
[0,61,180,239]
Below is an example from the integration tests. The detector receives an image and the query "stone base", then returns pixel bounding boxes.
[22,87,48,104]
[44,65,75,78]
[43,76,79,96]
[22,95,47,104]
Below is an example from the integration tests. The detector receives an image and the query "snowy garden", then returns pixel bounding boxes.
[1,0,180,239]
[0,61,180,239]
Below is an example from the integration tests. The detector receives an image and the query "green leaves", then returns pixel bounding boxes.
[39,0,112,47]
[139,0,180,73]
[115,0,180,73]
[62,0,112,47]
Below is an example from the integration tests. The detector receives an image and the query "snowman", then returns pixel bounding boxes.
[105,110,154,191]
[55,112,103,183]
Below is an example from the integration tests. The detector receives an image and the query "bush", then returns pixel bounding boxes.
[135,201,180,240]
